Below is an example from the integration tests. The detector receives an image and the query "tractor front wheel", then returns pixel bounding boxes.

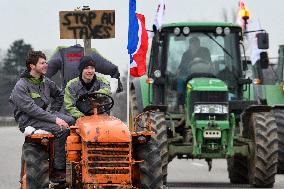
[135,139,163,189]
[247,112,278,188]
[150,112,168,184]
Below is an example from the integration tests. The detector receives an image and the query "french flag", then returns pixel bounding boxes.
[127,0,148,77]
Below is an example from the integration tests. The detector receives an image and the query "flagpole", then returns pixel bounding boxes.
[82,6,92,56]
[127,60,130,127]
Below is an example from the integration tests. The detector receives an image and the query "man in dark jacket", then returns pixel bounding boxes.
[9,51,74,181]
[176,37,212,112]
[64,56,111,119]
[178,36,212,76]
[46,45,120,89]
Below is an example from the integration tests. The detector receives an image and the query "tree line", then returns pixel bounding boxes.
[0,39,32,116]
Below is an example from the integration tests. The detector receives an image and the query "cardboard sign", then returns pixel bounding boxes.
[59,10,115,39]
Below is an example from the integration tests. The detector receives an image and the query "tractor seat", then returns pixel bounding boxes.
[24,126,54,144]
[24,126,52,136]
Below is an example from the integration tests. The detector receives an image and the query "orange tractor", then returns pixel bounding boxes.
[20,92,164,189]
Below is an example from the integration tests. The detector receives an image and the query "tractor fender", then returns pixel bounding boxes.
[244,104,271,113]
[130,76,149,113]
[241,105,272,126]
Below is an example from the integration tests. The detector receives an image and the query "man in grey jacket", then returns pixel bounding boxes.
[9,51,74,181]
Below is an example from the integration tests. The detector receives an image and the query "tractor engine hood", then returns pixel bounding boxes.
[76,115,131,143]
[188,77,228,92]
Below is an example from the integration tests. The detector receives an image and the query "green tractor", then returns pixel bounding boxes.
[130,22,278,188]
[245,44,284,174]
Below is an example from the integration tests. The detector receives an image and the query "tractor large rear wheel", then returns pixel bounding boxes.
[150,112,168,184]
[227,156,249,184]
[247,112,278,188]
[22,142,49,189]
[135,140,163,189]
[273,109,284,174]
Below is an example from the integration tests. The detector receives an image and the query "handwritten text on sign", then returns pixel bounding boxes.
[60,10,115,39]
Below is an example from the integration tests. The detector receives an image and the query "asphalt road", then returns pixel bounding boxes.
[1,126,284,189]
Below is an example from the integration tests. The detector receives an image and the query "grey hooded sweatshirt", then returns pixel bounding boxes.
[9,70,63,130]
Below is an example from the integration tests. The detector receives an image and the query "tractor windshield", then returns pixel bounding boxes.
[165,32,241,89]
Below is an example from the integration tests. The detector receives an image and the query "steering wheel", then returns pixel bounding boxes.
[76,92,114,115]
[185,58,216,81]
[188,57,213,71]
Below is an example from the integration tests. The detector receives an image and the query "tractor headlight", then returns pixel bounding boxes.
[194,104,228,114]
[173,27,181,35]
[216,27,223,35]
[224,27,231,35]
[183,27,190,35]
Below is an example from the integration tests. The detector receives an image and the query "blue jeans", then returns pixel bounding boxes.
[177,78,186,106]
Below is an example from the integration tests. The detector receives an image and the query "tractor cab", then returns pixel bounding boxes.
[149,23,243,114]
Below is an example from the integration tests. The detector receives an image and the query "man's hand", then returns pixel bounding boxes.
[55,117,69,129]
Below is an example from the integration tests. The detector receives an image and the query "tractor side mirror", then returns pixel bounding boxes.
[259,51,269,69]
[257,33,269,49]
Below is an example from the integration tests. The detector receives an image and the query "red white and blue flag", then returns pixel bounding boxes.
[127,0,148,77]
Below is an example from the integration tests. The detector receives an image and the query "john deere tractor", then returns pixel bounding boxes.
[130,22,278,188]
[245,45,284,174]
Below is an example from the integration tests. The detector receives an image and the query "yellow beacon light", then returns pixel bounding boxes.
[239,5,250,20]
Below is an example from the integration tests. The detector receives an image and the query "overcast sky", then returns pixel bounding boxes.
[1,0,284,72]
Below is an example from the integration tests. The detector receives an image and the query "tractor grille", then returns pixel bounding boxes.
[195,114,228,121]
[191,91,228,103]
[190,91,228,115]
[86,142,131,175]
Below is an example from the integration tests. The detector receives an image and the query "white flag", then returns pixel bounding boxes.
[153,0,166,30]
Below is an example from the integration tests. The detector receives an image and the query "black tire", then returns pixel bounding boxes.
[227,156,249,184]
[150,113,168,184]
[22,142,49,189]
[273,109,284,174]
[135,140,163,189]
[247,112,278,188]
